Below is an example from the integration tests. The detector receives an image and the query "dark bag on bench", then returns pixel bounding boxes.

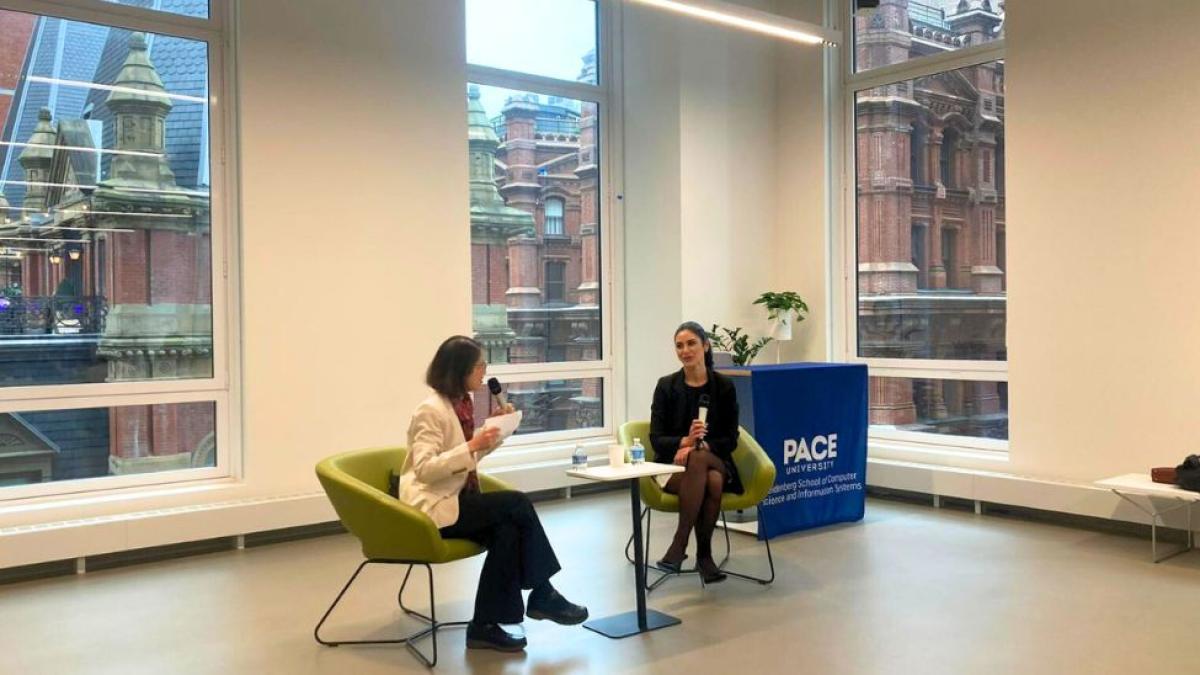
[1174,455,1200,492]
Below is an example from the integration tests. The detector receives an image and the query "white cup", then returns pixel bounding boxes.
[608,443,626,468]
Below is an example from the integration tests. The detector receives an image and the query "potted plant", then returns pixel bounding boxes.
[709,324,772,367]
[754,291,809,341]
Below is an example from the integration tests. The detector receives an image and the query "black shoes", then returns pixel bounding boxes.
[465,622,526,652]
[656,551,687,573]
[467,587,586,654]
[698,558,727,584]
[526,588,589,625]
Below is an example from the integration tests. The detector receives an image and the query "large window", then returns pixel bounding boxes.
[0,1,230,497]
[846,1,1006,449]
[466,0,613,442]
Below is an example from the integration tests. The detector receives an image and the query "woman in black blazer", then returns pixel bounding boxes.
[649,321,742,583]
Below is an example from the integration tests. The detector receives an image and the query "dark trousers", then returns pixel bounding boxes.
[439,490,561,624]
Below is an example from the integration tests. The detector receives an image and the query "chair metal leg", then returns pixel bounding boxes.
[315,560,469,668]
[623,507,678,592]
[718,511,732,568]
[398,564,433,623]
[717,511,776,585]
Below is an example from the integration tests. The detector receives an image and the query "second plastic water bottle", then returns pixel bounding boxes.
[630,437,645,464]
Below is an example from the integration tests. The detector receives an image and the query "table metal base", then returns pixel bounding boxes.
[582,609,681,639]
[1109,489,1195,563]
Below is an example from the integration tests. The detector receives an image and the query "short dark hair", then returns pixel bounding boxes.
[674,321,714,370]
[426,335,483,399]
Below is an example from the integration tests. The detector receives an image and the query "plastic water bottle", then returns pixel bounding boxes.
[572,444,588,469]
[630,438,645,465]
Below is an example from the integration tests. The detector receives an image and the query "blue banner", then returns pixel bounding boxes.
[733,363,868,539]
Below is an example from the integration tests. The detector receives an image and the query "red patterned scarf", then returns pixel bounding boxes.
[452,395,480,494]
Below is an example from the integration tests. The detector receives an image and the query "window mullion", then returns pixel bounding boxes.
[1,0,221,39]
[846,40,1005,91]
[486,362,611,380]
[467,64,606,107]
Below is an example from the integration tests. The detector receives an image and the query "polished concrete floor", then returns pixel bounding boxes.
[1,493,1198,675]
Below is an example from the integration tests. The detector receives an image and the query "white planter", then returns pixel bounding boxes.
[768,309,794,341]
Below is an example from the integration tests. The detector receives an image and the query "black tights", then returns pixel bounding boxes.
[663,449,725,564]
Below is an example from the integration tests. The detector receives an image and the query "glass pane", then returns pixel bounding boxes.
[0,400,216,487]
[467,83,601,365]
[0,10,213,387]
[853,1,1004,73]
[870,376,1007,440]
[855,60,1005,360]
[466,0,598,85]
[102,1,209,20]
[470,377,603,436]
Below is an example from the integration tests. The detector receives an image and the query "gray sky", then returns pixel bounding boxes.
[466,0,596,119]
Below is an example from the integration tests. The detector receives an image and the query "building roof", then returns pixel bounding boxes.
[1,16,108,207]
[2,0,209,209]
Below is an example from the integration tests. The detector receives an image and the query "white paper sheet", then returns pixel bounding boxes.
[481,410,522,441]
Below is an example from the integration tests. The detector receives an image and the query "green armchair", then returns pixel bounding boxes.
[313,446,512,667]
[619,421,776,589]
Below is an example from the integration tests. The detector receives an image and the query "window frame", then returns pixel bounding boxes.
[465,0,624,450]
[836,0,1007,456]
[0,0,239,501]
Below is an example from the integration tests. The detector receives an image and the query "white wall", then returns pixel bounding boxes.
[622,3,684,420]
[678,19,776,332]
[623,0,826,419]
[236,0,470,493]
[1005,0,1200,483]
[772,0,829,362]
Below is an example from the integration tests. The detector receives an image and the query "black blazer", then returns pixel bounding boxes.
[649,369,743,494]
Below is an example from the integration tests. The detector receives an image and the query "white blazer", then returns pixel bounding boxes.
[398,391,479,529]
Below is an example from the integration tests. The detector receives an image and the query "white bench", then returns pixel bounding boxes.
[1095,473,1200,562]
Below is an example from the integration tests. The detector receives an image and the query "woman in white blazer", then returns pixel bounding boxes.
[399,335,587,653]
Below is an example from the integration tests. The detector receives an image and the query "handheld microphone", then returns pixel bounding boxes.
[487,377,509,410]
[697,394,710,424]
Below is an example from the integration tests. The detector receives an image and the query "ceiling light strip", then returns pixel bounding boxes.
[627,0,839,46]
